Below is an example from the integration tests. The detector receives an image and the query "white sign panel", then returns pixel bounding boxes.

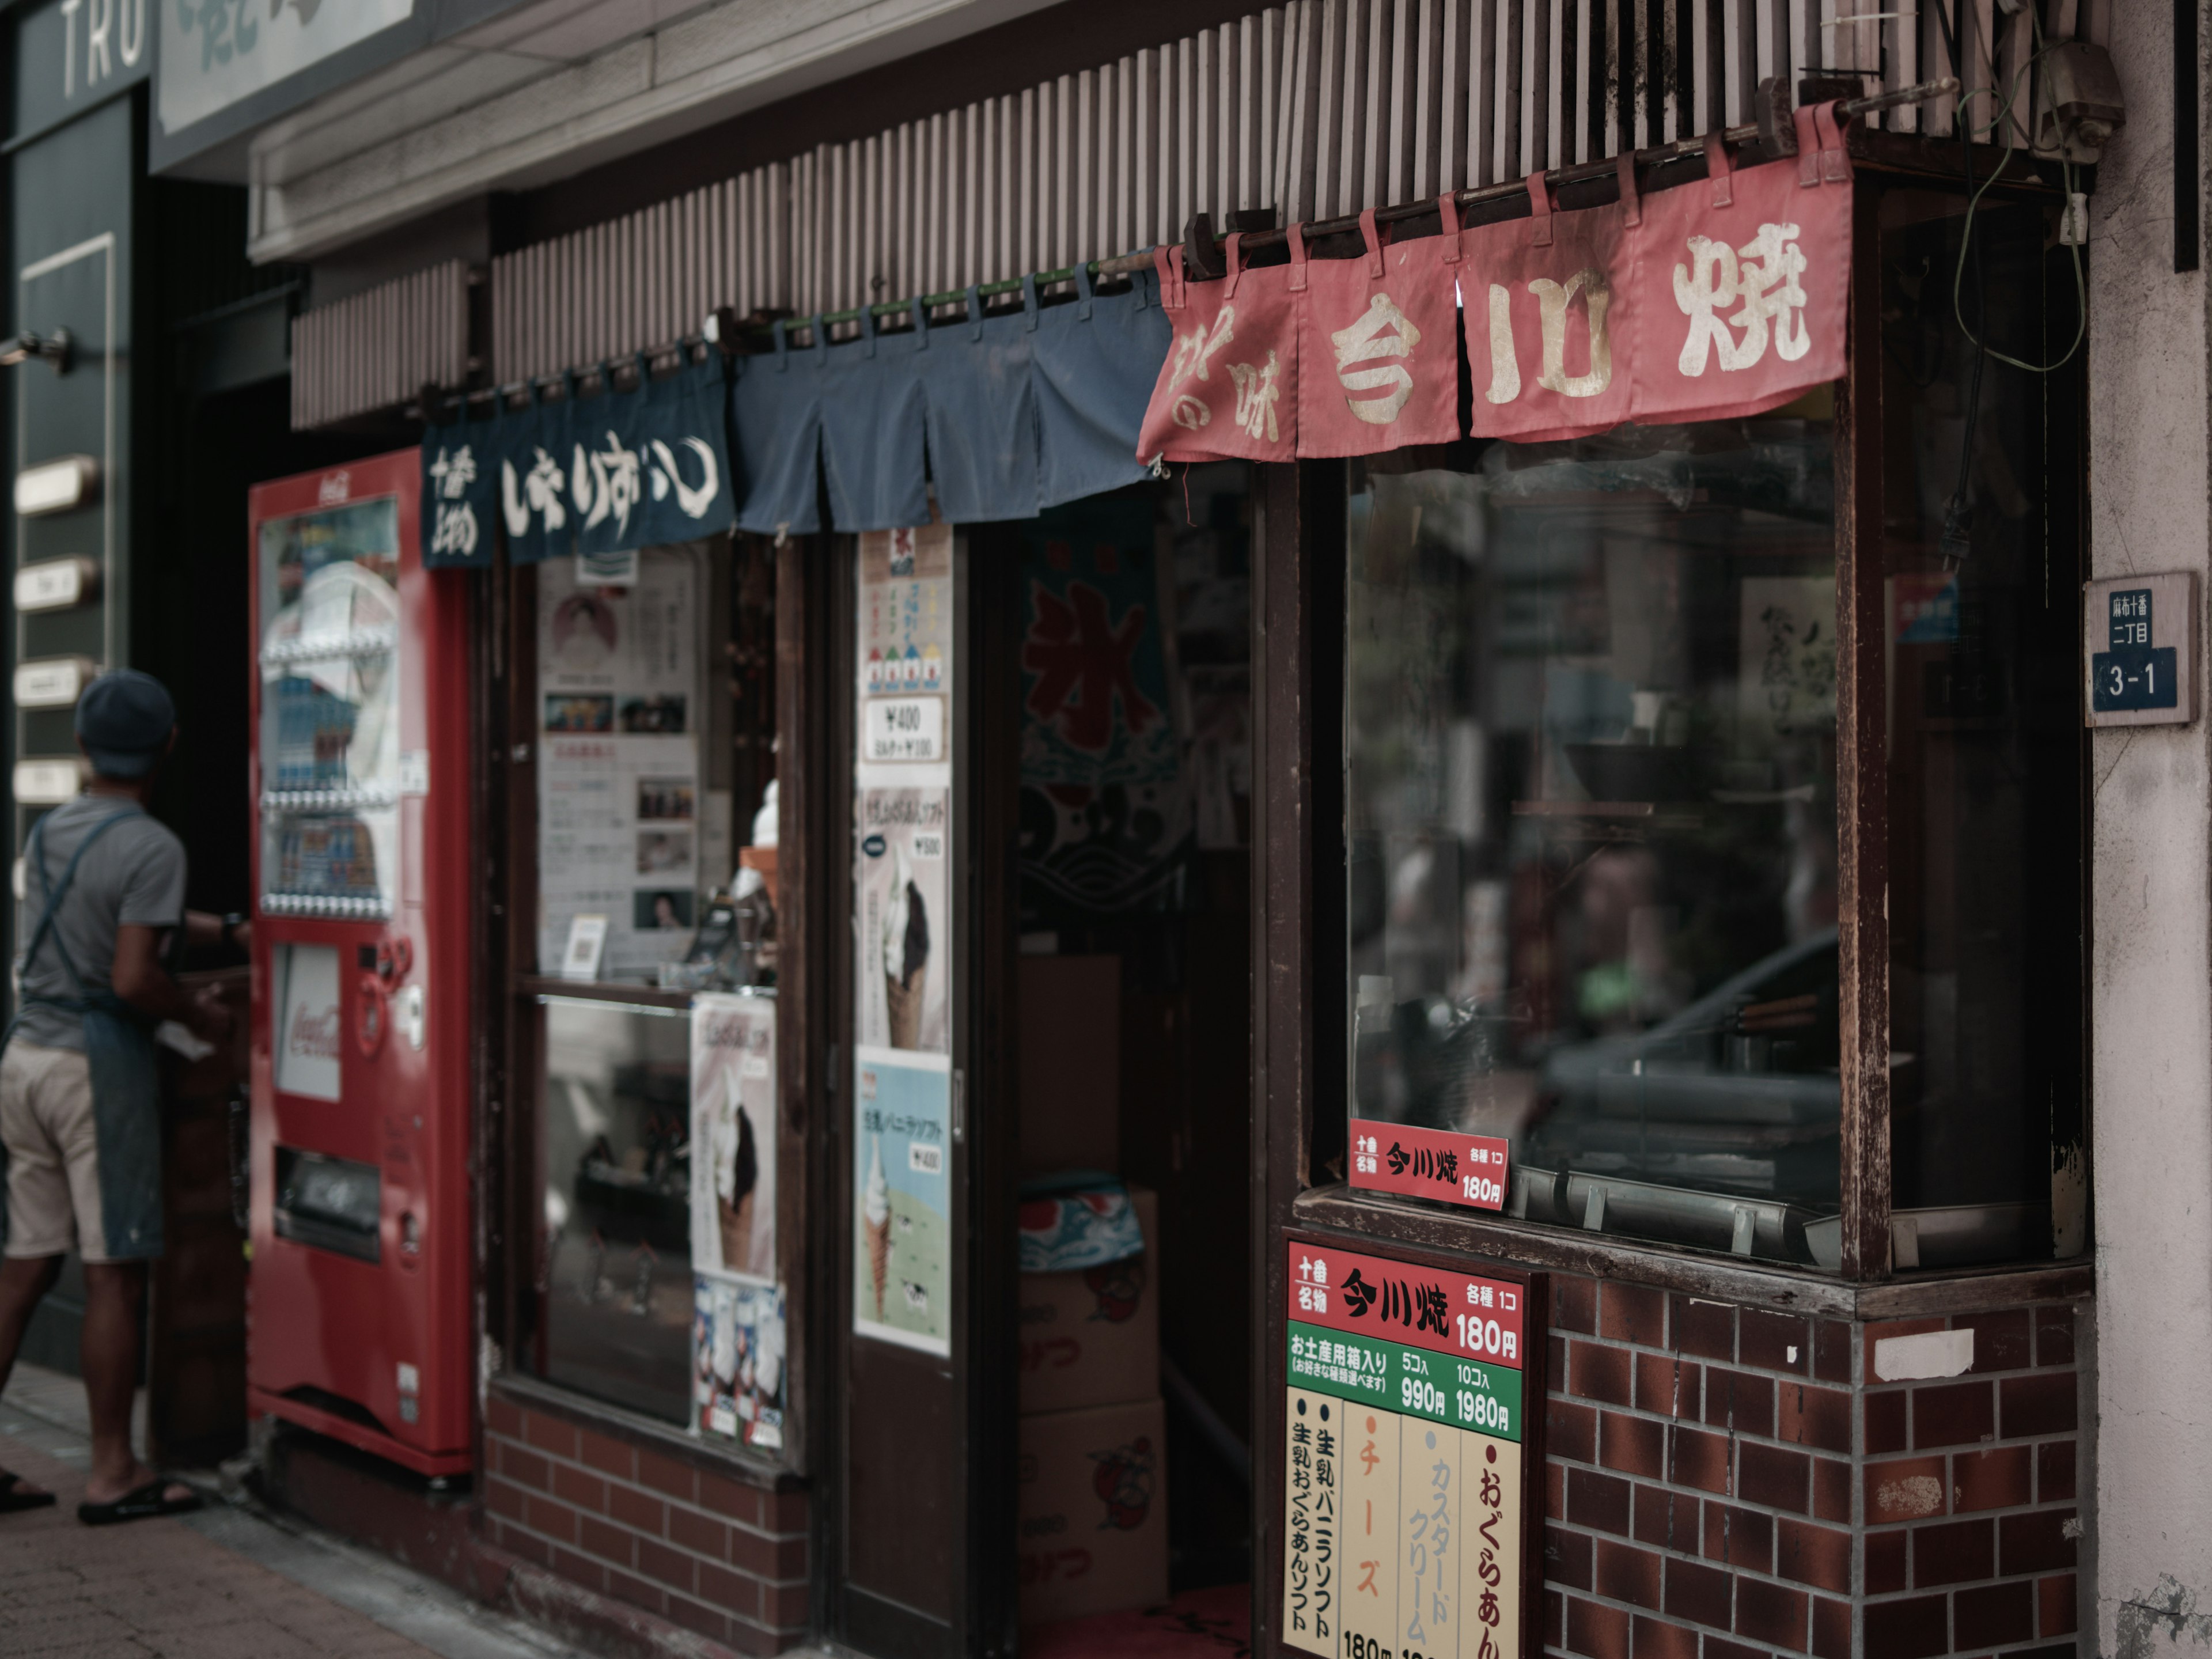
[273,943,343,1101]
[158,0,414,135]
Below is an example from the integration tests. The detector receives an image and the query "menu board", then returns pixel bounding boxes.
[1282,1240,1540,1659]
[536,552,702,979]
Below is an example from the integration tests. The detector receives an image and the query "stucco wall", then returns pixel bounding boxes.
[2089,3,2212,1653]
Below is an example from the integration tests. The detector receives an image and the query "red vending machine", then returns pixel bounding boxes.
[245,450,473,1476]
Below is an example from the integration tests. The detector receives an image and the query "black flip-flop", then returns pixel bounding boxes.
[76,1478,202,1526]
[0,1469,55,1513]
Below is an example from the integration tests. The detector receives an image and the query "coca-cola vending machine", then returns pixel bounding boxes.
[245,449,472,1476]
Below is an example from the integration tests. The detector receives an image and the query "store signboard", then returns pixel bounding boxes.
[1349,1120,1511,1212]
[1282,1240,1542,1659]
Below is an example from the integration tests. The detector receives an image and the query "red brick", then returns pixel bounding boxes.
[1669,1296,1736,1361]
[521,1410,579,1461]
[578,1514,635,1569]
[1865,1388,1908,1455]
[1600,1282,1667,1347]
[1700,1502,1772,1572]
[501,1443,551,1493]
[2039,1440,2077,1503]
[494,1518,552,1570]
[1776,1517,1851,1593]
[549,1545,607,1593]
[1911,1517,1994,1586]
[1912,1380,1995,1448]
[1740,1309,1810,1374]
[577,1428,635,1482]
[608,1482,666,1536]
[637,1536,698,1595]
[1600,1412,1666,1480]
[1549,1397,1599,1463]
[1739,1442,1810,1513]
[1775,1382,1851,1453]
[1864,1317,1946,1383]
[696,1472,765,1531]
[1556,1275,1599,1334]
[738,1612,796,1654]
[664,1593,732,1646]
[636,1449,698,1505]
[1863,1593,1948,1658]
[1633,1482,1698,1553]
[1566,1594,1630,1659]
[1810,1456,1850,1523]
[1546,1589,1566,1649]
[484,1476,529,1525]
[1703,1641,1769,1659]
[1736,1575,1809,1652]
[1631,1613,1697,1659]
[668,1505,730,1562]
[1570,1342,1633,1407]
[1866,1455,1948,1525]
[763,1584,810,1634]
[698,1560,764,1619]
[1661,1555,1731,1630]
[1810,1594,1850,1659]
[1594,1539,1664,1611]
[1669,1425,1732,1495]
[1634,1352,1699,1418]
[486,1396,524,1441]
[1957,1308,2032,1373]
[2034,1304,2076,1367]
[2040,1572,2079,1637]
[551,1464,607,1513]
[1548,1458,1566,1520]
[1546,1524,1593,1590]
[1953,1444,2033,1512]
[2001,1508,2078,1574]
[1955,1580,2034,1646]
[1567,1467,1633,1536]
[1552,1335,1569,1387]
[728,1527,807,1581]
[524,1493,578,1545]
[2002,1371,2079,1437]
[1812,1320,1852,1385]
[604,1566,668,1616]
[1865,1528,1907,1593]
[1701,1369,1775,1436]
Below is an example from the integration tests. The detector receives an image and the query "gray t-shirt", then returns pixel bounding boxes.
[13,794,187,1050]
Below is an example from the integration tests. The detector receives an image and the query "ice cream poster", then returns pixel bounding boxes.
[852,1050,952,1356]
[691,1277,787,1452]
[688,992,777,1285]
[855,787,950,1054]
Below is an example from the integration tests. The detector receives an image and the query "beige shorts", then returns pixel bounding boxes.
[1,1041,120,1262]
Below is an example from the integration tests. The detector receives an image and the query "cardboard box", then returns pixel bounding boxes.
[1017,1396,1170,1625]
[1018,1186,1158,1415]
[1018,954,1120,1173]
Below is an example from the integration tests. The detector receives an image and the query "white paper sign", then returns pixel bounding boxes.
[273,943,343,1100]
[863,695,945,763]
[690,991,777,1283]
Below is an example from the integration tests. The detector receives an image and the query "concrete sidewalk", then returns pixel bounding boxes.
[0,1363,586,1659]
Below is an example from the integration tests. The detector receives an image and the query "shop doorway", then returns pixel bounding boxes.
[820,472,1257,1658]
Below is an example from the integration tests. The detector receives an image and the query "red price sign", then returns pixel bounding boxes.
[1349,1118,1510,1210]
[1287,1240,1525,1370]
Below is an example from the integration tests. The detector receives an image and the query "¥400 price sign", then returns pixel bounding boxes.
[1283,1243,1533,1659]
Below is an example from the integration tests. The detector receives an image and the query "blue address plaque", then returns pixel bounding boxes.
[2085,574,2198,729]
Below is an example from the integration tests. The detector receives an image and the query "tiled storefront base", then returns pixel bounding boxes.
[1541,1275,2085,1659]
[482,1380,810,1656]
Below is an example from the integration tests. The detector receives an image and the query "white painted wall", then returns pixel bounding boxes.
[2089,3,2212,1652]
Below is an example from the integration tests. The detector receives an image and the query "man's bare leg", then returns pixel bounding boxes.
[79,1261,185,1506]
[0,1255,63,1500]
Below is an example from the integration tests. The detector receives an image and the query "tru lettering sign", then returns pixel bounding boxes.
[2085,572,2199,728]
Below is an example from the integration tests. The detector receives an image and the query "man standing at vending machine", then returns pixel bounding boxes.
[0,670,240,1524]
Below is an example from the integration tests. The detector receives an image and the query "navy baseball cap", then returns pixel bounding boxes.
[75,669,176,779]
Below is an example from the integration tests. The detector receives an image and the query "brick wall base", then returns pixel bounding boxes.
[1541,1274,2083,1659]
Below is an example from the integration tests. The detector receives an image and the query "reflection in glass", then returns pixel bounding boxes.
[1346,423,1841,1266]
[1878,190,2085,1267]
[535,998,694,1423]
[257,498,404,917]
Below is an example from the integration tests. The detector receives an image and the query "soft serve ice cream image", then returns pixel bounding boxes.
[880,846,931,1049]
[863,1136,892,1320]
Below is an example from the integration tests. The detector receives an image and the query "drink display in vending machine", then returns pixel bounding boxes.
[246,450,472,1476]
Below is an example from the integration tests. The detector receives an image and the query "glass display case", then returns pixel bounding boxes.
[257,498,404,919]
